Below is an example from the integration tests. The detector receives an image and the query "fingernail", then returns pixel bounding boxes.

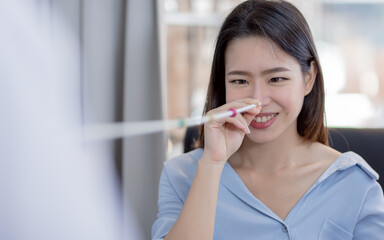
[245,126,251,134]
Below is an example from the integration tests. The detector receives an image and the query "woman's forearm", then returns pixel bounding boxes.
[164,154,225,240]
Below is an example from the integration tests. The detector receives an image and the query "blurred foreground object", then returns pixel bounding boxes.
[0,1,141,239]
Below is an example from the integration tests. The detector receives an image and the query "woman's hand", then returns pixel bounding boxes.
[202,98,261,164]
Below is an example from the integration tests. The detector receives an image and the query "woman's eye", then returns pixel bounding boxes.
[270,77,287,83]
[230,79,248,85]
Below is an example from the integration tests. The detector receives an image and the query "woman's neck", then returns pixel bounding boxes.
[229,131,311,174]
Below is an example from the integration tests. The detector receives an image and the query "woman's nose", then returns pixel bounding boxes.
[251,83,269,105]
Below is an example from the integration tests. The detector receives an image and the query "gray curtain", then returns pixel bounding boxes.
[55,0,166,239]
[123,0,166,239]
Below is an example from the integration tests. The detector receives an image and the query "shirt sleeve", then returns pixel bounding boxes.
[151,166,184,240]
[353,182,384,239]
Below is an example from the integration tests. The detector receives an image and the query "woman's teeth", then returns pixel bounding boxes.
[253,114,276,123]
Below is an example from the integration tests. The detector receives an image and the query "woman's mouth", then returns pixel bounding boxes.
[250,113,278,129]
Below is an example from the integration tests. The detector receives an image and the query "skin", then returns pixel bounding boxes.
[164,36,341,240]
[225,36,311,145]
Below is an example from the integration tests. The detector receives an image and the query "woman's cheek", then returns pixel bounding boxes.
[279,89,305,114]
[226,89,248,103]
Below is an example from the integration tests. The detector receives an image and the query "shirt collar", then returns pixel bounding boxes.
[219,151,378,222]
[221,161,284,222]
[318,151,378,181]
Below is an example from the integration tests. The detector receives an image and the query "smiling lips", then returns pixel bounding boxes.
[250,113,278,129]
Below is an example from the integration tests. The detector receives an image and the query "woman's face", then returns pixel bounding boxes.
[225,36,315,144]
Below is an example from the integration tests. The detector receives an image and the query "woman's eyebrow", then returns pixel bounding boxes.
[226,70,252,77]
[261,67,290,76]
[226,67,290,76]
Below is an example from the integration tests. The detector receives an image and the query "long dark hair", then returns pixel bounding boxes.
[196,0,327,148]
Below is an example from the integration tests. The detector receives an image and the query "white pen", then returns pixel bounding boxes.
[84,102,262,141]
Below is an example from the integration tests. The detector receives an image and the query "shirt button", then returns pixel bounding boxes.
[282,225,288,233]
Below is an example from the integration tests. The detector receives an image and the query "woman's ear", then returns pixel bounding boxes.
[304,61,317,96]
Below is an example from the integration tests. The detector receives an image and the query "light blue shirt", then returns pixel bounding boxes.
[152,148,384,240]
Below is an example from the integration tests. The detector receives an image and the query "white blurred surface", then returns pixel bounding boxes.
[0,1,140,239]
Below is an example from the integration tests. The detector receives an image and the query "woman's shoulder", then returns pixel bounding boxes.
[335,151,379,182]
[311,143,379,188]
[163,148,204,180]
[310,141,342,163]
[159,149,204,200]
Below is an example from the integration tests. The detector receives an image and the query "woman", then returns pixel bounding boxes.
[152,1,384,239]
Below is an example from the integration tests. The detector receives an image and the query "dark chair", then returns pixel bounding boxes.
[184,126,384,188]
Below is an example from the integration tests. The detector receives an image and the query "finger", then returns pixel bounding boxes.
[205,98,262,130]
[208,102,260,123]
[242,104,262,125]
[235,113,251,133]
[212,98,261,114]
[221,115,250,134]
[241,98,262,106]
[229,100,262,127]
[208,110,249,132]
[237,112,253,133]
